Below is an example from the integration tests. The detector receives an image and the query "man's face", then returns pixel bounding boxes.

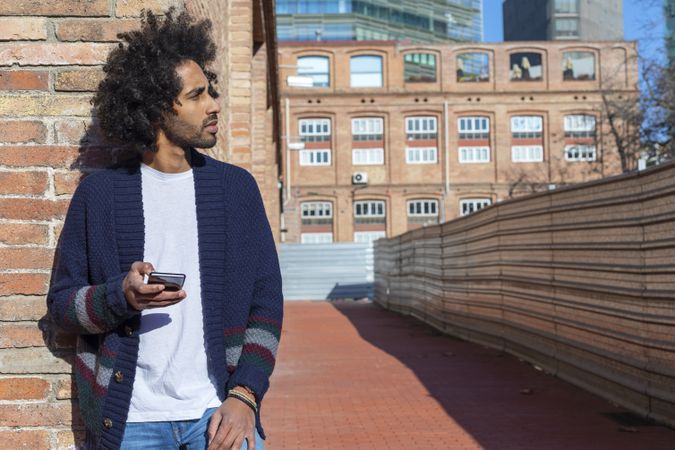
[162,59,221,149]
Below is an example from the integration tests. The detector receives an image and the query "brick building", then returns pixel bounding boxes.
[0,0,279,447]
[278,40,638,244]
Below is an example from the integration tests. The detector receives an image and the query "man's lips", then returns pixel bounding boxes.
[205,120,218,134]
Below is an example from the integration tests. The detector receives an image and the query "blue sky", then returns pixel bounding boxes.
[482,0,666,61]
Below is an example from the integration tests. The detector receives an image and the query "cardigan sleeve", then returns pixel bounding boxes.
[227,175,284,401]
[47,179,137,335]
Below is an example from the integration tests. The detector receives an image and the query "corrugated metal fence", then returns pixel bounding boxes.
[280,243,373,300]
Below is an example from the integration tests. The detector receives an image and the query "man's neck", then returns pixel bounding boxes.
[143,141,192,173]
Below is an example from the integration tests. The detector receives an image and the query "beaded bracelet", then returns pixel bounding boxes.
[227,389,258,413]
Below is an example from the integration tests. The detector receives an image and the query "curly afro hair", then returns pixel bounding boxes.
[92,8,219,153]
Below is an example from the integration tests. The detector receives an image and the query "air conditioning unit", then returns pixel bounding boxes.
[352,172,368,185]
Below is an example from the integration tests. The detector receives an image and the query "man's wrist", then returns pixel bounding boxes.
[232,384,256,401]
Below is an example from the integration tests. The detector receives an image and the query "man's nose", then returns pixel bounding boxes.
[207,96,221,114]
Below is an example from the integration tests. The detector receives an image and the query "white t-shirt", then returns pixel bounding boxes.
[127,163,221,422]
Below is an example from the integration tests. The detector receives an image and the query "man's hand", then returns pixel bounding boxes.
[123,262,186,310]
[207,397,256,450]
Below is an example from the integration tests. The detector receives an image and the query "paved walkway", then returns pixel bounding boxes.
[261,301,675,450]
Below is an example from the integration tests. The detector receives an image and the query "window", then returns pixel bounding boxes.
[555,18,579,38]
[301,202,332,225]
[354,231,386,243]
[510,52,543,81]
[512,145,544,162]
[565,144,596,161]
[404,53,437,83]
[301,233,333,244]
[408,199,438,217]
[354,200,385,224]
[459,147,490,163]
[297,56,330,87]
[458,116,489,140]
[406,147,438,164]
[352,148,384,165]
[350,55,383,87]
[299,149,331,166]
[406,117,437,140]
[460,199,491,216]
[352,117,383,141]
[564,115,596,138]
[299,118,331,142]
[511,116,543,139]
[457,52,489,82]
[562,52,595,81]
[555,0,579,13]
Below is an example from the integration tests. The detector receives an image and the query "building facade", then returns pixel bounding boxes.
[503,0,624,41]
[276,0,482,43]
[278,40,638,244]
[667,0,675,65]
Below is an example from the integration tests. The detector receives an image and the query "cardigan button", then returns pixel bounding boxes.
[114,371,124,383]
[123,325,133,337]
[103,418,113,429]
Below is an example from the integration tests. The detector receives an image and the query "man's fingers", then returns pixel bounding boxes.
[246,432,255,450]
[230,436,245,450]
[134,282,166,295]
[207,412,221,446]
[130,261,155,275]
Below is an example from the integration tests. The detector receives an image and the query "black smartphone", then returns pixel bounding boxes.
[147,272,186,291]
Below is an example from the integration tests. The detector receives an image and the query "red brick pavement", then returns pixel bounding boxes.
[261,301,675,450]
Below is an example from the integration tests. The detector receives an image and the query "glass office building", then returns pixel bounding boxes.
[276,0,483,43]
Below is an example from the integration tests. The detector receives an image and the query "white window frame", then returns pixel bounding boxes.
[299,118,331,141]
[352,148,384,165]
[301,202,333,219]
[350,55,383,88]
[458,117,490,133]
[299,149,331,166]
[511,116,543,136]
[405,116,438,140]
[406,147,438,164]
[352,117,383,137]
[301,233,333,244]
[407,199,439,217]
[353,231,386,243]
[460,198,492,216]
[354,200,385,218]
[564,144,597,161]
[459,146,490,163]
[564,114,596,134]
[512,145,544,162]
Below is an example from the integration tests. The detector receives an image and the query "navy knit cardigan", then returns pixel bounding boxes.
[47,150,283,449]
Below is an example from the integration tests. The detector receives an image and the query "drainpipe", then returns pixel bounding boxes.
[284,97,291,206]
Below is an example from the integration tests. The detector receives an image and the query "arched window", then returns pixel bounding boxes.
[562,52,595,81]
[404,53,437,83]
[350,55,383,87]
[297,56,330,87]
[510,52,543,81]
[456,52,489,82]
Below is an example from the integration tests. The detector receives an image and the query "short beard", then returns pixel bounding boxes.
[161,113,217,149]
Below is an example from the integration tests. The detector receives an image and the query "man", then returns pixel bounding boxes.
[47,9,283,450]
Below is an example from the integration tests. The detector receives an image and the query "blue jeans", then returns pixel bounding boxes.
[120,407,264,450]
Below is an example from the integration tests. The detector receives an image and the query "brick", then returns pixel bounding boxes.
[56,19,139,42]
[55,376,74,400]
[0,120,47,144]
[0,273,49,296]
[0,94,92,116]
[0,0,108,16]
[0,430,49,449]
[0,223,49,245]
[0,377,49,400]
[116,0,183,17]
[54,119,91,144]
[0,347,72,374]
[0,43,113,66]
[0,171,49,195]
[0,18,48,41]
[0,70,48,90]
[54,69,104,92]
[0,146,79,168]
[54,171,80,195]
[0,198,69,221]
[56,430,87,449]
[0,323,45,348]
[0,403,74,427]
[0,248,55,270]
[0,296,47,321]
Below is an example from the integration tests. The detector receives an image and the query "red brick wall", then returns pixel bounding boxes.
[0,1,278,447]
